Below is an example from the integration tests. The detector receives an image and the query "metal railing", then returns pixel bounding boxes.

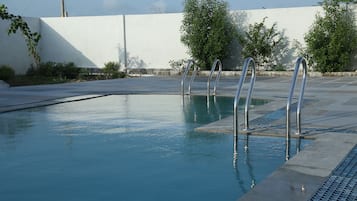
[207,59,222,96]
[233,57,256,155]
[285,57,307,160]
[181,60,199,95]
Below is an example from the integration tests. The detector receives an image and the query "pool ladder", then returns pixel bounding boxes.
[207,59,222,96]
[285,57,307,160]
[233,57,256,156]
[181,59,223,96]
[232,57,307,160]
[181,60,199,95]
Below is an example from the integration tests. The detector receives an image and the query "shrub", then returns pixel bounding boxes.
[305,0,357,72]
[242,17,289,69]
[0,65,15,81]
[27,62,56,77]
[26,62,80,79]
[38,62,56,77]
[180,0,238,69]
[271,64,286,71]
[169,59,188,72]
[103,62,124,79]
[292,40,314,68]
[104,61,120,72]
[58,62,80,79]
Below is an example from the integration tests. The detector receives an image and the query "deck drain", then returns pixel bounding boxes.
[310,145,357,201]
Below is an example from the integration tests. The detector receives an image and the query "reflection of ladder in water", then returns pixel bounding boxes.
[233,57,308,161]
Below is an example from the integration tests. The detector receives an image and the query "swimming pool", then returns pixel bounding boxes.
[0,95,307,201]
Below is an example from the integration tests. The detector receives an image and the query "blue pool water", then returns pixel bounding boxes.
[0,95,307,201]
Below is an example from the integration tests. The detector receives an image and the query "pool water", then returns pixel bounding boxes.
[0,95,307,201]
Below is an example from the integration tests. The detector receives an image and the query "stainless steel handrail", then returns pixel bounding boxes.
[286,57,307,160]
[181,60,199,95]
[233,57,256,155]
[188,65,199,94]
[207,59,222,96]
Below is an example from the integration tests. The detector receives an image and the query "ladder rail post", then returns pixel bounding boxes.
[213,60,222,95]
[296,59,307,135]
[207,60,218,96]
[286,57,308,160]
[244,61,256,131]
[181,60,196,95]
[188,65,199,95]
[233,57,256,155]
[207,59,222,96]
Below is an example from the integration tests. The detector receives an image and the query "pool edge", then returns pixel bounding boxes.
[238,133,357,201]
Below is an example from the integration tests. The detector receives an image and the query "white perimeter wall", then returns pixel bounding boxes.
[0,17,40,74]
[242,7,323,47]
[40,13,188,70]
[125,13,188,69]
[1,6,329,74]
[40,15,124,68]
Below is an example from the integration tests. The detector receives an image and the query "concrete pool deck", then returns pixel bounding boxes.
[0,75,356,200]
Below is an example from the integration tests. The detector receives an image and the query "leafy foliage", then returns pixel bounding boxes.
[305,0,357,72]
[169,59,188,72]
[103,61,125,79]
[27,62,80,79]
[292,40,314,68]
[241,17,289,69]
[7,61,126,86]
[0,65,15,81]
[0,4,41,65]
[319,0,357,4]
[181,0,238,69]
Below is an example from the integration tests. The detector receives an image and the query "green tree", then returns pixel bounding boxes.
[0,4,41,65]
[318,0,357,5]
[181,0,238,69]
[339,0,357,3]
[241,17,289,69]
[305,0,357,72]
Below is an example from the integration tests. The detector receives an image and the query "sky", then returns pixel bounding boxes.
[0,0,322,17]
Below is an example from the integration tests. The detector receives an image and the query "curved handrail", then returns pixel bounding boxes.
[207,59,222,96]
[181,60,199,95]
[188,65,199,94]
[233,57,256,155]
[286,57,307,160]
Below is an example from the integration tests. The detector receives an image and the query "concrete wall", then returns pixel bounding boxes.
[38,6,324,71]
[0,17,40,74]
[125,13,188,70]
[40,15,124,68]
[237,6,323,69]
[40,13,188,71]
[0,6,331,74]
[242,7,322,47]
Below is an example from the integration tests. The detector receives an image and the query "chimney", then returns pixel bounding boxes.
[61,0,66,17]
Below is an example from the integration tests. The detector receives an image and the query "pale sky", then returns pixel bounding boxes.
[0,0,321,17]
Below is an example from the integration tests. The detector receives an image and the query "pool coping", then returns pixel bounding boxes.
[238,132,357,201]
[0,94,111,113]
